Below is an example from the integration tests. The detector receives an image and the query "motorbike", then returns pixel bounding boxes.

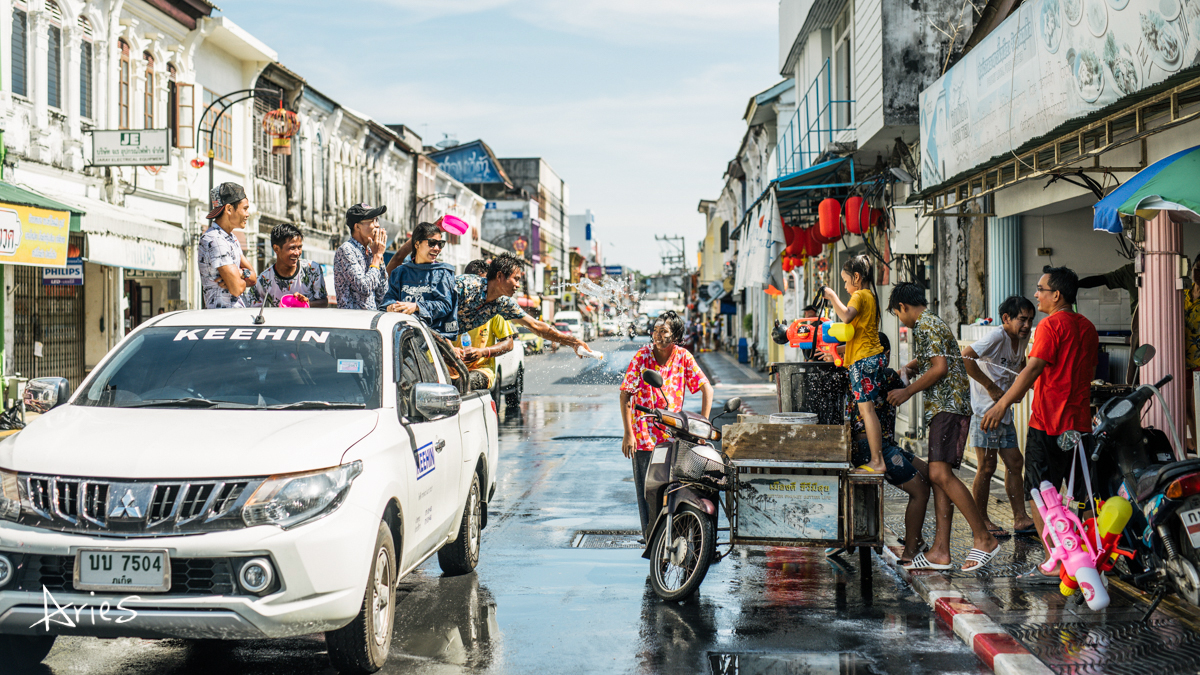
[634,369,741,601]
[1083,344,1200,613]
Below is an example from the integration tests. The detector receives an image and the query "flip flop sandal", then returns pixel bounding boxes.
[1012,526,1038,536]
[988,526,1012,538]
[1016,567,1062,585]
[961,544,1002,571]
[903,552,952,571]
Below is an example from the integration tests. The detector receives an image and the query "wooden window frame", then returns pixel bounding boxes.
[143,52,155,129]
[118,40,130,129]
[201,89,232,164]
[11,7,27,98]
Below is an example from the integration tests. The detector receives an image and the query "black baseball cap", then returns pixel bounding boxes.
[206,182,247,220]
[346,203,387,229]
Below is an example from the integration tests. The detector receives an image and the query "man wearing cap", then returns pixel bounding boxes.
[199,182,257,308]
[334,203,389,310]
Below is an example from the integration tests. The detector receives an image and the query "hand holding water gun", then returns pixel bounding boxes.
[784,287,854,366]
[1031,480,1110,610]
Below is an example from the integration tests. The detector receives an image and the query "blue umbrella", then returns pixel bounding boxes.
[1093,145,1200,233]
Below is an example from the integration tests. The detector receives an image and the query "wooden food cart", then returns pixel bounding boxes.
[720,415,886,574]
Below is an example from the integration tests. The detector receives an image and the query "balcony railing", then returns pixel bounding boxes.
[776,58,854,179]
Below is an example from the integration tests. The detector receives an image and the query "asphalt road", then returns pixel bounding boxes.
[30,337,980,674]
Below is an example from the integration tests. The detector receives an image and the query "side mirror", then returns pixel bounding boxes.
[1132,344,1156,367]
[641,370,664,389]
[1057,429,1081,452]
[413,383,461,421]
[24,377,71,413]
[724,397,742,413]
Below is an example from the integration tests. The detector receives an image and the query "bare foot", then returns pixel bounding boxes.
[1012,518,1036,531]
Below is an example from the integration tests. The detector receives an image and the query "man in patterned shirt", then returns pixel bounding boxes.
[248,223,328,308]
[886,282,999,572]
[334,204,388,309]
[198,182,257,308]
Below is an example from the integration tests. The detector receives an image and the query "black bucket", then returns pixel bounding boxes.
[770,361,849,425]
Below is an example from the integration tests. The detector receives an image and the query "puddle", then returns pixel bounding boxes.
[708,651,879,675]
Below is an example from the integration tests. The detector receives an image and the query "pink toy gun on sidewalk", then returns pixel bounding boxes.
[1030,480,1110,610]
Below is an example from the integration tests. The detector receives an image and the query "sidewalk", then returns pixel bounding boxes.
[880,463,1200,674]
[694,349,777,415]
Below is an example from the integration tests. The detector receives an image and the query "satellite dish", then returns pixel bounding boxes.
[707,281,725,301]
[435,134,460,150]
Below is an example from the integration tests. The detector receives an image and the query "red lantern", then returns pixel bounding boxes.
[818,198,842,242]
[786,226,805,256]
[845,196,864,235]
[782,255,793,273]
[805,227,823,256]
[783,224,795,248]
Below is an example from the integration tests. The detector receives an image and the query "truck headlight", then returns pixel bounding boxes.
[241,461,362,529]
[0,470,19,522]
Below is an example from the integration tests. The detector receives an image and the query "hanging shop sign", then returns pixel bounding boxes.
[0,203,69,267]
[89,129,170,166]
[42,257,83,285]
[919,0,1200,187]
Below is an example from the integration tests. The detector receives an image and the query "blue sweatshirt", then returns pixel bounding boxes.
[382,260,459,338]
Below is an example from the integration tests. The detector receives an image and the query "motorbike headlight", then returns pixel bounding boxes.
[242,461,362,529]
[687,418,717,440]
[0,470,19,522]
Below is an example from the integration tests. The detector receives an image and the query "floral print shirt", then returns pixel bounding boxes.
[333,238,386,310]
[455,274,525,333]
[912,311,972,424]
[198,223,245,309]
[620,345,709,452]
[247,260,328,308]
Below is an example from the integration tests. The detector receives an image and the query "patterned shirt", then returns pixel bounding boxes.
[198,223,245,309]
[912,311,971,424]
[333,238,386,310]
[247,260,328,308]
[620,344,709,452]
[455,274,525,333]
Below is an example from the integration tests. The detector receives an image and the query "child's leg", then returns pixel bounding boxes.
[970,447,1001,531]
[856,401,886,473]
[896,474,931,561]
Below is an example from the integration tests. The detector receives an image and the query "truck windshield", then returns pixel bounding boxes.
[77,326,383,409]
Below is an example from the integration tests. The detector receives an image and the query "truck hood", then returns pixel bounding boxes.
[0,405,380,479]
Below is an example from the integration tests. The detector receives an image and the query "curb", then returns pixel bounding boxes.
[884,550,1052,675]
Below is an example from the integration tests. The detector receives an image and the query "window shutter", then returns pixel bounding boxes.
[175,83,194,148]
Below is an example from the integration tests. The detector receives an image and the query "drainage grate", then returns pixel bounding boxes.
[571,530,643,549]
[1006,620,1200,675]
[552,436,624,442]
[709,652,877,675]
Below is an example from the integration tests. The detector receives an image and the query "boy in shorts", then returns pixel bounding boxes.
[845,334,931,564]
[886,283,1000,571]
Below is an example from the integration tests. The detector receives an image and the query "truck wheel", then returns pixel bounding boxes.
[505,366,523,408]
[0,635,55,668]
[439,473,482,575]
[326,521,396,674]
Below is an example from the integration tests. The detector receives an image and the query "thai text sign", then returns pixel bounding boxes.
[735,472,838,540]
[0,203,69,267]
[90,129,170,166]
[919,0,1200,187]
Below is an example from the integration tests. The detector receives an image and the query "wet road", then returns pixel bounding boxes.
[33,338,980,674]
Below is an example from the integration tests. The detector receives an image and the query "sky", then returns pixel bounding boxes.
[219,0,779,274]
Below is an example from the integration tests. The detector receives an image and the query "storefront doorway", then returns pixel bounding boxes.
[12,244,86,389]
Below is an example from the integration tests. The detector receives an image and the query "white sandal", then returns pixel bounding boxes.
[961,544,1002,571]
[903,552,952,571]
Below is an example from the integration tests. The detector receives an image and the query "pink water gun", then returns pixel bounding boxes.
[1030,480,1109,610]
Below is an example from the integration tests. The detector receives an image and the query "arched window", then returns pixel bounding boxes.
[143,52,155,128]
[46,1,62,109]
[118,40,130,129]
[11,2,27,97]
[78,16,94,118]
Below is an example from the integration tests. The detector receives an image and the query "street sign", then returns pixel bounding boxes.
[604,265,624,276]
[43,257,83,285]
[89,129,170,166]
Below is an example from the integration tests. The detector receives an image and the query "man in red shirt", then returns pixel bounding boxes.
[981,265,1098,580]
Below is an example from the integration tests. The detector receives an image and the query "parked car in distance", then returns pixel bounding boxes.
[491,325,524,409]
[553,311,586,342]
[515,324,544,354]
[599,319,619,336]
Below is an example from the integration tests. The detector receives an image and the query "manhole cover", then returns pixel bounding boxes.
[1006,619,1200,674]
[552,436,623,441]
[571,530,642,549]
[709,652,877,675]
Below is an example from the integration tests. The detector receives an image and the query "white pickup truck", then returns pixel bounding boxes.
[0,309,500,674]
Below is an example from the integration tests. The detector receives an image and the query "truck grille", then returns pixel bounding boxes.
[16,475,263,537]
[11,553,256,596]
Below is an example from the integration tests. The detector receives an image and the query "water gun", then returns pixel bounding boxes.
[786,317,854,366]
[1082,497,1135,575]
[1031,481,1110,610]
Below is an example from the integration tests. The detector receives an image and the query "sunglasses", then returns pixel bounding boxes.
[422,238,446,249]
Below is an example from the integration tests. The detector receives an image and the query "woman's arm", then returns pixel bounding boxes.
[821,286,857,323]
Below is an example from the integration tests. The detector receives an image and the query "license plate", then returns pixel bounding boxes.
[74,549,171,593]
[1181,508,1200,549]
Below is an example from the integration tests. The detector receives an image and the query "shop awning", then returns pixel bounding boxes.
[1094,145,1200,233]
[43,192,186,272]
[774,157,855,224]
[0,182,84,230]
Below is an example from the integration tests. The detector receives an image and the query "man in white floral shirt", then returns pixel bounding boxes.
[247,223,328,308]
[198,182,257,308]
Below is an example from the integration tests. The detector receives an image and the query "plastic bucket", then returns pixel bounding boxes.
[768,412,819,425]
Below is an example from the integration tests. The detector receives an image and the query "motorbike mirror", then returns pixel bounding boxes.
[1132,344,1156,367]
[641,370,664,389]
[1057,430,1081,452]
[724,397,742,413]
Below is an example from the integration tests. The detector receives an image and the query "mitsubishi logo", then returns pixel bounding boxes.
[110,489,142,519]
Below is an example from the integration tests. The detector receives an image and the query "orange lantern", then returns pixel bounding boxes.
[262,102,301,156]
[818,198,842,242]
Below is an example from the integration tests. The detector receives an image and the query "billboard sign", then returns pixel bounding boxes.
[43,257,83,285]
[0,203,69,267]
[429,141,507,184]
[90,129,170,166]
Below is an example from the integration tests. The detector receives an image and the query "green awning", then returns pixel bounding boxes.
[0,182,85,231]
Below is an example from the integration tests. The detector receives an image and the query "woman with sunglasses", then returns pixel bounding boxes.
[382,222,460,339]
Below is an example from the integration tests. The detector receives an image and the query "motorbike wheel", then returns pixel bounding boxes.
[1172,521,1200,606]
[648,505,715,602]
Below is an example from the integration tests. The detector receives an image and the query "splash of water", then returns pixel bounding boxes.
[928,353,1022,377]
[555,276,643,335]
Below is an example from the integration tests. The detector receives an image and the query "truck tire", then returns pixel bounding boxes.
[505,366,523,408]
[326,521,396,674]
[0,635,55,668]
[439,473,482,575]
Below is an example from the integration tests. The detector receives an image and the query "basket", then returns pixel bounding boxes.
[671,442,730,489]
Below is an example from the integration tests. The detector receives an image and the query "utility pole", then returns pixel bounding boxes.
[655,234,686,309]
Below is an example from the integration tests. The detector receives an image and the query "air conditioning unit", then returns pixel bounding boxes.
[891,206,934,255]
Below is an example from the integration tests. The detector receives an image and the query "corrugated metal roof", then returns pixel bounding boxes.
[0,183,84,230]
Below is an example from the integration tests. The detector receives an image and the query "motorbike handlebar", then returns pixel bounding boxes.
[634,404,654,414]
[1091,437,1102,462]
[1155,374,1174,389]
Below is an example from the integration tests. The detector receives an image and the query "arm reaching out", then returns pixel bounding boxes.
[980,357,1047,430]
